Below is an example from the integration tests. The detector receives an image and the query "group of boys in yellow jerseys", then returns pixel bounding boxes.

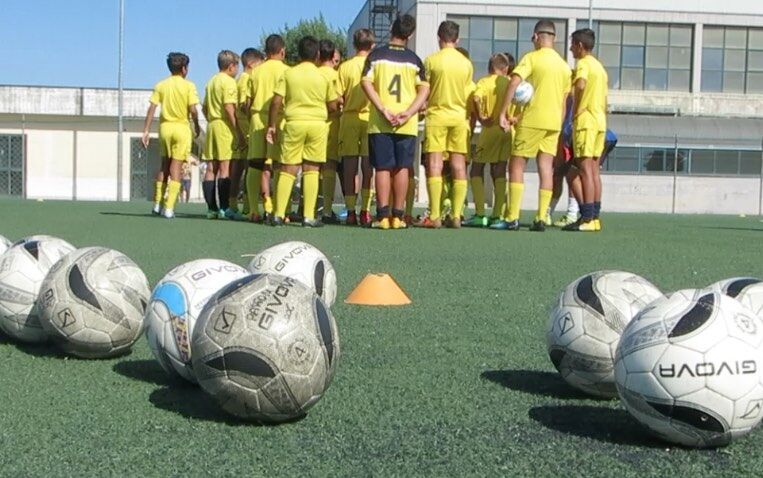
[142,16,608,232]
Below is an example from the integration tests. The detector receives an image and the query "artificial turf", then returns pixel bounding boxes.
[1,198,763,476]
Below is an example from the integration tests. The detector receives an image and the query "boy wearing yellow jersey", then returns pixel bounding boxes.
[420,21,474,229]
[245,35,289,222]
[339,29,376,226]
[564,28,608,232]
[466,53,514,228]
[142,52,201,219]
[317,40,343,223]
[201,50,246,219]
[498,20,571,232]
[230,48,264,214]
[267,36,340,227]
[361,14,429,230]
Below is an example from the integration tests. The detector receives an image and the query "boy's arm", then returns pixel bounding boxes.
[498,74,522,131]
[189,104,201,138]
[572,78,586,121]
[361,79,398,126]
[395,84,430,125]
[224,102,245,150]
[266,95,284,145]
[141,103,157,148]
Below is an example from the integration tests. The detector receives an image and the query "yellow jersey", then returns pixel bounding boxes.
[318,65,342,120]
[512,47,572,132]
[203,72,238,123]
[247,58,289,115]
[236,70,251,125]
[149,75,199,124]
[424,47,475,127]
[274,62,338,122]
[573,55,608,132]
[474,74,510,123]
[361,44,428,136]
[338,54,371,120]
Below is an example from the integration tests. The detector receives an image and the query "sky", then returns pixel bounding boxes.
[0,0,364,90]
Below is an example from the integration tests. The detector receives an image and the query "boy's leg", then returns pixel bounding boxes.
[262,164,273,216]
[202,160,219,217]
[322,159,338,222]
[405,167,415,220]
[533,151,554,230]
[448,153,468,228]
[162,159,184,217]
[246,159,265,221]
[342,156,359,223]
[360,155,374,225]
[425,152,444,224]
[228,159,244,212]
[506,155,526,223]
[153,157,171,214]
[302,161,321,222]
[217,160,236,217]
[490,161,507,221]
[274,164,299,221]
[468,162,486,223]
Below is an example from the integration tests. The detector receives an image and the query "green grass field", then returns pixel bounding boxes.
[1,198,763,476]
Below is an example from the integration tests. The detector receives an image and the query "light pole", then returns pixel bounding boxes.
[588,0,593,28]
[117,0,125,201]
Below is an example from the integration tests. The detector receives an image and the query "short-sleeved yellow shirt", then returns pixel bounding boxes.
[573,55,608,132]
[512,47,572,132]
[149,75,199,124]
[362,45,428,136]
[203,72,238,122]
[474,74,510,123]
[318,66,341,119]
[338,55,371,121]
[274,62,338,122]
[424,47,475,127]
[236,71,251,122]
[247,59,289,114]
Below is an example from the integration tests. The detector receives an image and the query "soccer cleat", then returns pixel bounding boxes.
[346,211,358,226]
[579,220,597,232]
[371,217,390,230]
[529,220,546,232]
[463,215,488,228]
[302,218,324,228]
[359,210,372,227]
[162,208,174,219]
[488,216,502,226]
[206,210,219,220]
[223,208,247,221]
[322,213,341,225]
[288,211,303,223]
[595,218,602,231]
[489,219,520,230]
[445,215,461,229]
[414,217,441,229]
[543,213,553,227]
[152,204,162,216]
[391,217,407,229]
[270,216,285,227]
[403,214,414,226]
[248,212,262,223]
[553,214,578,228]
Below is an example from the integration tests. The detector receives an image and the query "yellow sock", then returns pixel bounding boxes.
[345,195,357,211]
[492,178,507,219]
[302,170,320,220]
[507,182,524,221]
[451,179,468,219]
[153,180,165,205]
[263,195,273,214]
[322,170,336,217]
[405,178,415,216]
[470,177,485,216]
[164,180,182,211]
[246,167,262,216]
[537,189,553,222]
[427,177,443,221]
[361,188,373,212]
[441,178,451,212]
[274,171,296,219]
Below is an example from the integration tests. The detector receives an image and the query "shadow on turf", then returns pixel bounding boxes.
[481,369,600,400]
[0,334,69,358]
[99,211,209,221]
[113,359,182,386]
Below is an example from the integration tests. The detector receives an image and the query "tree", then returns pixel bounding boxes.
[261,14,347,65]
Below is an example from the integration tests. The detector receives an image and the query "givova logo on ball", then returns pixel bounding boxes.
[152,282,191,362]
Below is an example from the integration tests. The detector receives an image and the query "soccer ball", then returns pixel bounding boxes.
[615,289,763,447]
[0,236,75,342]
[710,277,763,317]
[547,271,664,398]
[192,273,340,423]
[247,241,337,306]
[0,234,11,255]
[513,81,534,105]
[38,247,150,358]
[145,258,249,382]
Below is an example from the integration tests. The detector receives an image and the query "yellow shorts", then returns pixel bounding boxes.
[232,116,250,160]
[338,114,369,157]
[203,120,235,161]
[475,126,511,164]
[512,126,560,158]
[159,123,192,161]
[423,123,470,154]
[573,128,606,159]
[247,112,281,164]
[280,121,328,165]
[327,118,340,161]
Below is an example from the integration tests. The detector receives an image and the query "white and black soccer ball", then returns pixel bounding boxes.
[615,289,763,448]
[547,271,664,398]
[192,273,340,423]
[38,247,150,358]
[710,277,763,318]
[0,234,11,255]
[145,259,249,382]
[247,241,337,306]
[513,81,534,105]
[0,236,75,342]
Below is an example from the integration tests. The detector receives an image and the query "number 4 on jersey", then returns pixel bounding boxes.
[388,74,401,103]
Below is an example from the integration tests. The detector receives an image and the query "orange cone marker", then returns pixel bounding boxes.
[344,273,412,306]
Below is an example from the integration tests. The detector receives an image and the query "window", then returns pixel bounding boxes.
[448,15,567,80]
[586,21,693,91]
[0,134,24,197]
[702,26,763,93]
[599,145,761,176]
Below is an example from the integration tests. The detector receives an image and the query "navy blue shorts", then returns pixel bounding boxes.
[369,133,416,170]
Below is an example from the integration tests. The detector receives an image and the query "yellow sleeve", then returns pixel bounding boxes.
[188,82,200,106]
[237,76,248,104]
[273,74,286,97]
[574,59,589,83]
[424,56,432,84]
[149,84,161,105]
[223,78,237,105]
[338,65,348,93]
[246,73,254,100]
[512,54,533,81]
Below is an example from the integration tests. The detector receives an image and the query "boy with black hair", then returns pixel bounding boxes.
[317,40,343,223]
[142,52,201,219]
[201,50,246,219]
